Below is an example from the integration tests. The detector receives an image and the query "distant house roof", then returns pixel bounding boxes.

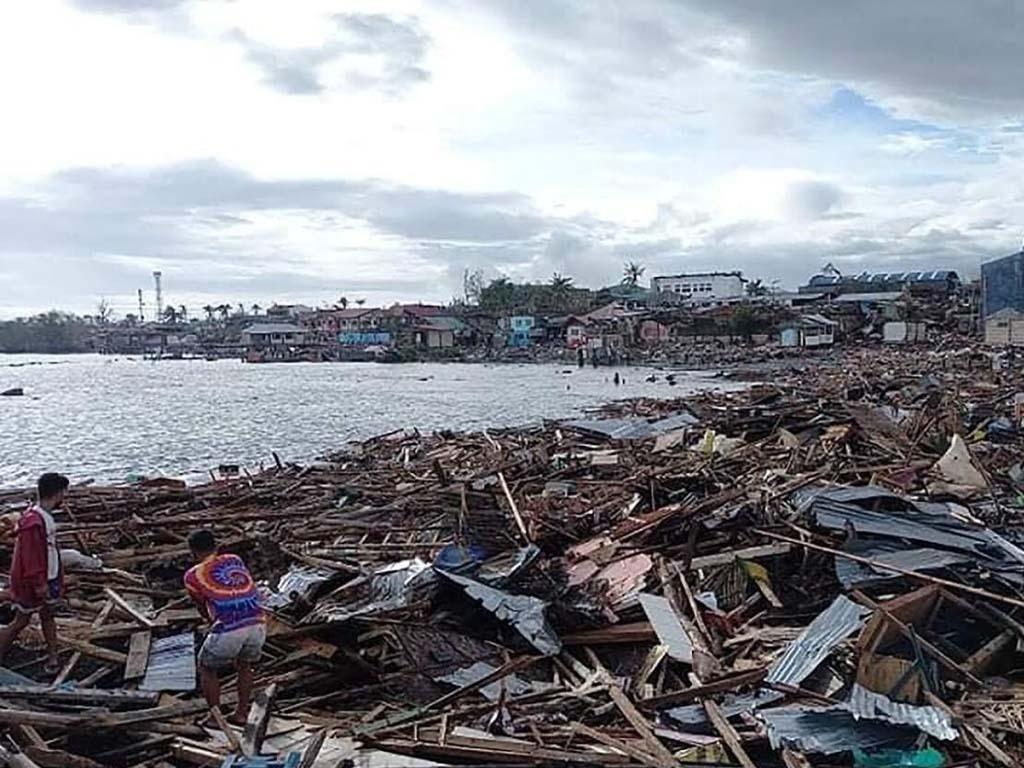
[330,308,375,319]
[831,291,904,303]
[416,316,467,332]
[386,303,447,319]
[808,270,958,287]
[800,313,839,327]
[652,271,744,281]
[242,323,304,335]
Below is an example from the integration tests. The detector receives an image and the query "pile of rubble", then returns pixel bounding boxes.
[2,348,1024,767]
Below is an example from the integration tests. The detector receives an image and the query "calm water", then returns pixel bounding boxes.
[0,354,737,489]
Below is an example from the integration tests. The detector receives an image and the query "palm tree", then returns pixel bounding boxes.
[178,305,188,323]
[162,305,179,324]
[549,273,574,311]
[355,298,366,308]
[622,261,645,286]
[203,304,216,322]
[338,296,349,310]
[237,303,246,317]
[217,304,231,322]
[251,303,261,316]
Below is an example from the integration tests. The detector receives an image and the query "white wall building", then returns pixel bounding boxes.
[651,272,745,300]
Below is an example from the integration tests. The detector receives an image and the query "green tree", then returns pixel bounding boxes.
[746,279,769,297]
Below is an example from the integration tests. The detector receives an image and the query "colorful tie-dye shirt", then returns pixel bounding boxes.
[184,554,264,633]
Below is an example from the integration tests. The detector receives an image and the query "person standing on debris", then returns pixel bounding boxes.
[0,472,69,671]
[184,530,265,725]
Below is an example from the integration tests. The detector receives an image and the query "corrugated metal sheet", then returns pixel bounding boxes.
[441,572,561,656]
[766,595,868,685]
[562,412,698,441]
[436,661,551,702]
[847,684,957,741]
[638,593,693,663]
[792,485,1024,584]
[140,632,195,692]
[836,544,971,588]
[760,707,912,755]
[662,689,783,732]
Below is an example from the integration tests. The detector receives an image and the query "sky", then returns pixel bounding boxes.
[1,0,1023,318]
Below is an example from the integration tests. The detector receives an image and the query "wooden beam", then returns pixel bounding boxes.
[572,722,664,768]
[687,542,791,571]
[497,472,530,543]
[606,684,677,768]
[58,638,127,666]
[53,600,114,686]
[124,631,152,681]
[209,708,241,754]
[640,667,767,711]
[103,587,156,629]
[0,685,158,707]
[703,699,756,768]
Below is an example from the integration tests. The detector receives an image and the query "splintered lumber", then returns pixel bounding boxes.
[103,587,156,629]
[209,707,242,754]
[0,744,42,768]
[53,599,114,686]
[58,637,127,666]
[572,722,666,768]
[703,699,756,768]
[686,542,791,570]
[605,684,677,768]
[24,748,107,768]
[640,667,768,711]
[241,683,277,758]
[0,684,158,707]
[497,471,531,543]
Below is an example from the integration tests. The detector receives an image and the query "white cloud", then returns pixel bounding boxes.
[0,0,1021,317]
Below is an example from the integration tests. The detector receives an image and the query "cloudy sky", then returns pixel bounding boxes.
[2,0,1023,318]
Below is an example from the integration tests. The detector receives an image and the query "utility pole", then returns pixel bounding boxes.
[137,289,146,322]
[153,271,163,322]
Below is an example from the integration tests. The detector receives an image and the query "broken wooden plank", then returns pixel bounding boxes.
[124,631,152,682]
[703,699,756,768]
[53,599,114,686]
[241,682,277,758]
[606,684,677,768]
[497,472,531,544]
[0,684,158,707]
[573,722,664,768]
[103,587,156,629]
[58,637,127,666]
[209,707,242,754]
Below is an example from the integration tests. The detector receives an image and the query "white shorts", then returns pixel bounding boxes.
[198,624,266,670]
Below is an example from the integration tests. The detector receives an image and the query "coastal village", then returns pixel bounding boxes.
[5,252,1024,767]
[54,246,1024,365]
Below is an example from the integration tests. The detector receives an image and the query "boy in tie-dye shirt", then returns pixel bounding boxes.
[184,530,265,725]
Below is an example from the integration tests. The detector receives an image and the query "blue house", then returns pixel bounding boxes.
[507,316,535,347]
[982,249,1024,320]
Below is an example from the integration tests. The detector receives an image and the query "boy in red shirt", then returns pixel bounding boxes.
[0,473,68,671]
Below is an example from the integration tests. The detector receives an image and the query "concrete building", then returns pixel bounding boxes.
[240,323,306,348]
[650,272,745,300]
[981,249,1024,320]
